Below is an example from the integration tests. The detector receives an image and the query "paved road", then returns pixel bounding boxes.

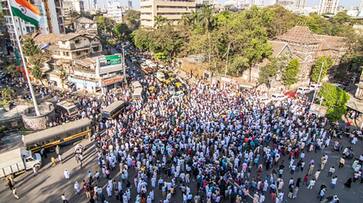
[0,135,362,203]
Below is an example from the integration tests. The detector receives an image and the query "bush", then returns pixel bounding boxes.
[318,83,350,121]
[310,56,334,83]
[282,58,300,86]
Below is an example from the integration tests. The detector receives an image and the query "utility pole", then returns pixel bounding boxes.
[122,45,126,83]
[224,42,231,76]
[311,61,324,105]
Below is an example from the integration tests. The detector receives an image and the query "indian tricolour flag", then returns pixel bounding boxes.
[9,0,40,27]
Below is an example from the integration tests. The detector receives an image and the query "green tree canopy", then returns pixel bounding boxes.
[113,23,131,41]
[123,10,140,31]
[318,83,350,121]
[258,57,279,86]
[282,58,300,86]
[310,56,334,83]
[0,87,15,107]
[22,36,49,82]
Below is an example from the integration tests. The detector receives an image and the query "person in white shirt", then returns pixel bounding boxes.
[74,181,80,194]
[307,179,316,189]
[64,169,70,179]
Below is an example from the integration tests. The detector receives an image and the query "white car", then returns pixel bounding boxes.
[332,83,346,90]
[309,83,321,91]
[271,93,287,101]
[155,71,165,81]
[297,87,312,94]
[257,95,270,104]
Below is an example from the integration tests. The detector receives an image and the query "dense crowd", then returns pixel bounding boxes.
[73,74,362,203]
[1,56,362,203]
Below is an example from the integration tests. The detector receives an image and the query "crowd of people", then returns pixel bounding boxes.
[1,52,362,203]
[68,71,362,203]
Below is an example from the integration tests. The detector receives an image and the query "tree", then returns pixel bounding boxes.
[0,87,15,107]
[310,56,334,83]
[282,58,300,86]
[263,5,300,38]
[4,64,18,77]
[154,16,168,28]
[59,68,67,88]
[258,57,279,87]
[132,29,153,51]
[22,37,40,56]
[318,83,350,121]
[22,36,49,83]
[123,10,140,31]
[30,65,43,83]
[113,23,131,42]
[96,16,116,45]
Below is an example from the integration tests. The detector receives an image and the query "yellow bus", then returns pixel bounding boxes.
[22,118,92,152]
[101,100,129,119]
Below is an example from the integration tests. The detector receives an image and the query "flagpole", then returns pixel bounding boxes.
[7,0,40,116]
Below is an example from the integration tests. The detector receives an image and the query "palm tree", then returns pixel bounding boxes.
[4,64,18,77]
[0,87,15,108]
[198,5,215,73]
[22,36,51,84]
[59,68,67,89]
[154,16,168,29]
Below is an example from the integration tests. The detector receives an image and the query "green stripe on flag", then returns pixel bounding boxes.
[11,7,39,27]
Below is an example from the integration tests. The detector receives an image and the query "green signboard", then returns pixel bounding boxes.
[99,55,122,67]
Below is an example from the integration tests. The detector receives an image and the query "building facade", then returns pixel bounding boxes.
[140,0,196,27]
[1,0,64,49]
[73,17,97,32]
[241,26,347,85]
[105,2,125,23]
[43,0,65,34]
[34,32,102,68]
[295,0,305,9]
[68,54,125,93]
[318,0,340,15]
[63,0,84,16]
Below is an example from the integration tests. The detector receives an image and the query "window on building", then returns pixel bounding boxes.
[93,46,99,52]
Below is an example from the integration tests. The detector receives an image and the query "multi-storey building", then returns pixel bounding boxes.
[196,0,214,6]
[43,0,65,33]
[295,0,305,9]
[63,0,84,15]
[73,17,97,32]
[68,54,125,93]
[1,0,36,47]
[0,0,64,49]
[140,0,196,28]
[34,32,102,65]
[276,0,295,7]
[105,2,125,23]
[318,0,340,15]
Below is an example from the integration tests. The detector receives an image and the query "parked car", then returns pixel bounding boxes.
[297,87,312,94]
[332,83,347,90]
[271,93,287,101]
[309,83,321,91]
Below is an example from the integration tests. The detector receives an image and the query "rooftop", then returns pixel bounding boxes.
[269,41,290,57]
[276,26,320,45]
[75,17,95,24]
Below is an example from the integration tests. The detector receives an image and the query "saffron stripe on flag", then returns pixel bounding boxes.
[14,0,40,16]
